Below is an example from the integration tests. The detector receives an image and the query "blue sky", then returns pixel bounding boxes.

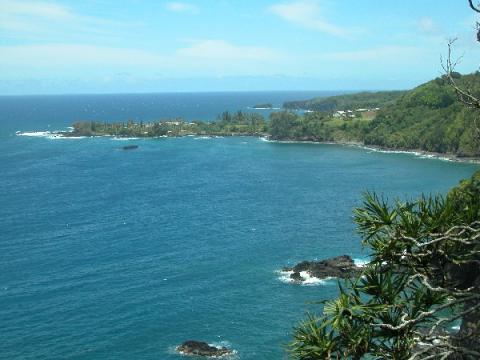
[0,0,479,94]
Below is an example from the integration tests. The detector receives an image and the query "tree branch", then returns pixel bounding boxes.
[468,0,480,12]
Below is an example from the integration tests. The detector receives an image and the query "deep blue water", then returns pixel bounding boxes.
[0,91,337,137]
[1,93,478,359]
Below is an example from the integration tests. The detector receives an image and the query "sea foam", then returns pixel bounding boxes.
[172,341,239,359]
[353,258,370,267]
[257,137,464,163]
[16,131,85,140]
[16,131,52,137]
[277,270,333,286]
[362,146,455,162]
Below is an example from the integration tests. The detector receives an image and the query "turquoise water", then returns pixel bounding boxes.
[1,94,478,359]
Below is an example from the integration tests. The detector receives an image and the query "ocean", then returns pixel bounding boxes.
[1,92,478,359]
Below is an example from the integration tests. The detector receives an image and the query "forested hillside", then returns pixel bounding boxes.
[270,72,480,157]
[283,90,406,111]
[363,72,480,156]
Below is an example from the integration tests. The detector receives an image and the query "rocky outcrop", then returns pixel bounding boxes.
[283,255,362,283]
[252,103,273,109]
[122,145,138,150]
[176,340,233,357]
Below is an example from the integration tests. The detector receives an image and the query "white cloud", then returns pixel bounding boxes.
[0,0,73,33]
[165,2,198,13]
[176,40,278,61]
[0,0,140,40]
[417,17,440,35]
[321,46,426,62]
[0,44,165,68]
[268,0,350,38]
[0,40,282,76]
[0,0,73,20]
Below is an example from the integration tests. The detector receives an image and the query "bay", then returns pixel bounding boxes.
[0,93,478,359]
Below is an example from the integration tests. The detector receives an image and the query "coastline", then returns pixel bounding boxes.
[16,130,480,164]
[261,137,480,164]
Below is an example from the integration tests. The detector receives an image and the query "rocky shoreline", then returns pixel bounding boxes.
[264,137,480,164]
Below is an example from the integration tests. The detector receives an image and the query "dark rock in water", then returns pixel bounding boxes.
[177,340,233,357]
[290,271,305,282]
[284,255,362,283]
[252,103,273,109]
[122,145,138,150]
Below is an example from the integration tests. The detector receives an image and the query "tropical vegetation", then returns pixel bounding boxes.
[269,72,480,157]
[68,110,267,137]
[283,90,406,112]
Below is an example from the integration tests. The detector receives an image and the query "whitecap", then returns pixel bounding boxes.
[48,135,86,140]
[277,270,295,284]
[300,271,333,286]
[16,131,52,137]
[16,130,85,140]
[276,270,332,286]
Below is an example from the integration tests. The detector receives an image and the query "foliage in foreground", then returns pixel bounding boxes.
[291,170,480,359]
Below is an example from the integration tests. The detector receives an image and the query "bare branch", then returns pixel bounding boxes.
[442,39,480,109]
[370,295,479,332]
[468,0,480,13]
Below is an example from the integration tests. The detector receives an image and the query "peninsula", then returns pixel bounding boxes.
[59,72,480,159]
[63,111,267,138]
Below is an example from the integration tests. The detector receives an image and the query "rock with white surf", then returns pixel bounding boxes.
[283,255,362,284]
[176,340,233,357]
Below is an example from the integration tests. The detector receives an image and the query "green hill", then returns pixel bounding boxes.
[363,72,480,157]
[270,72,480,158]
[283,90,406,111]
